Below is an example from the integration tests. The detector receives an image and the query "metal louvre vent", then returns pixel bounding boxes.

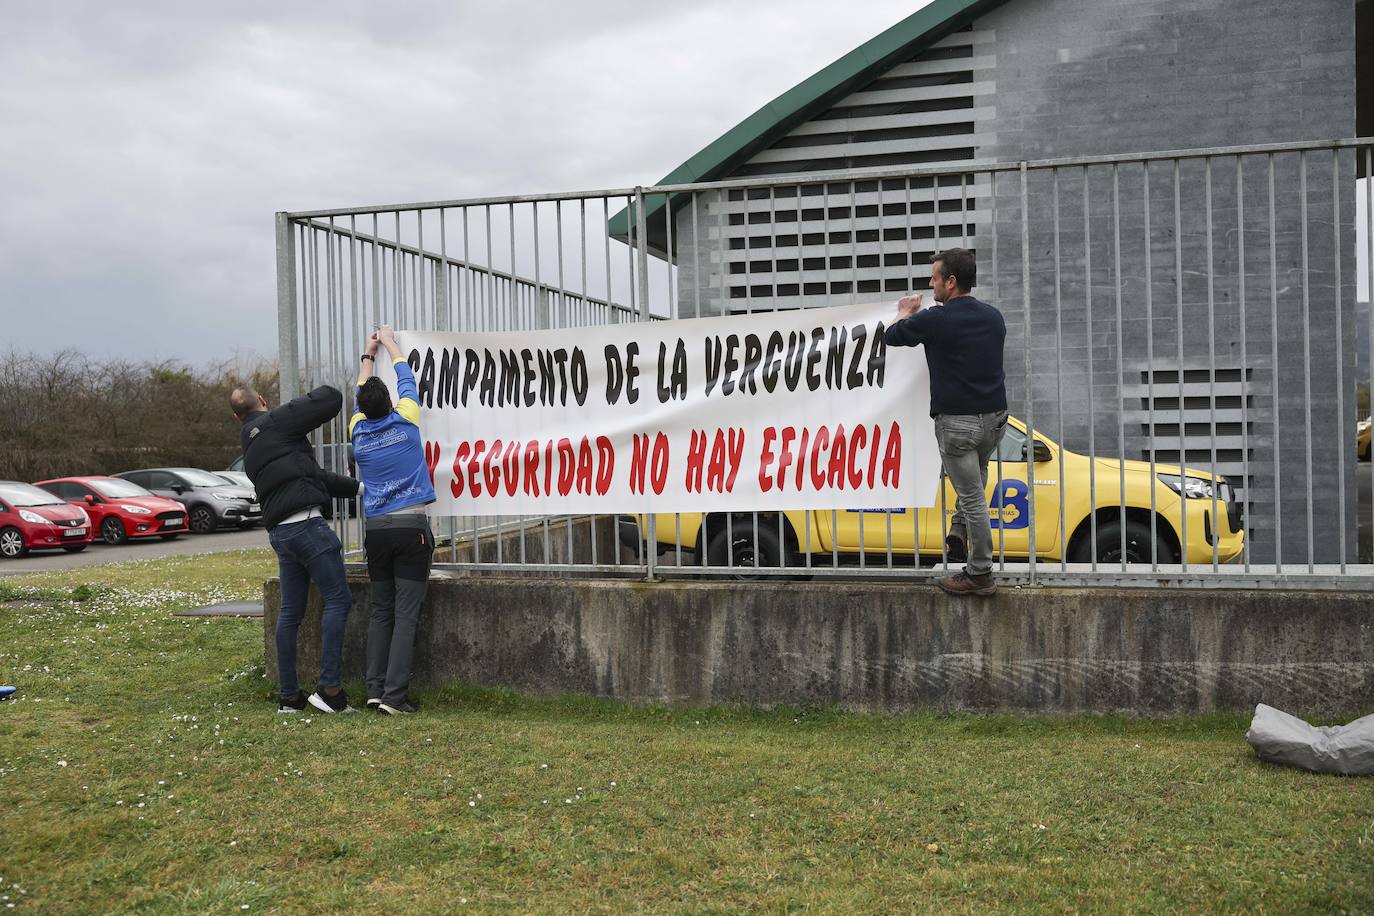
[699,26,995,314]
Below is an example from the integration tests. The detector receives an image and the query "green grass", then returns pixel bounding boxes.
[0,551,1371,913]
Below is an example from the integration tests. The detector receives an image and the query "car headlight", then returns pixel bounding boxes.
[212,493,243,502]
[120,505,152,515]
[78,508,91,524]
[1158,474,1224,500]
[18,509,48,524]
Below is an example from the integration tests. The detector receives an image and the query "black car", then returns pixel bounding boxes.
[114,468,261,534]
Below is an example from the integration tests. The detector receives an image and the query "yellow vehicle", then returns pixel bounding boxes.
[1358,417,1371,461]
[621,416,1244,569]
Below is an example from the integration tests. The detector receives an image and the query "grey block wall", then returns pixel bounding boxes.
[671,0,1358,564]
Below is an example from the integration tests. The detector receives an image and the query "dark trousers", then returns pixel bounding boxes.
[364,515,433,706]
[269,517,351,696]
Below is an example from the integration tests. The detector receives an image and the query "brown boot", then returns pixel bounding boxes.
[937,570,997,596]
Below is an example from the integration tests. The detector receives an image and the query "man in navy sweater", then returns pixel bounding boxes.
[884,248,1007,595]
[351,325,437,715]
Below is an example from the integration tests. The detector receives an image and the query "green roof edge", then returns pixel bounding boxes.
[608,0,1013,258]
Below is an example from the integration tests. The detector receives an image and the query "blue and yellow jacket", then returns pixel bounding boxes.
[349,360,436,517]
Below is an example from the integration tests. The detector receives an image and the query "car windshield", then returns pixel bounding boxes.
[176,469,238,487]
[90,478,153,499]
[0,483,66,507]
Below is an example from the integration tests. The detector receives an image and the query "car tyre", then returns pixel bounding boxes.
[62,544,88,553]
[1075,518,1176,565]
[100,517,128,546]
[0,527,28,559]
[189,505,217,534]
[705,519,785,581]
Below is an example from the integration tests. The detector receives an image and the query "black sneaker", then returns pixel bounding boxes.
[378,700,417,715]
[277,691,307,714]
[366,698,382,710]
[308,688,355,714]
[944,533,968,563]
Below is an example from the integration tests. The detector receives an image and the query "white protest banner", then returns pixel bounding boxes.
[376,301,939,515]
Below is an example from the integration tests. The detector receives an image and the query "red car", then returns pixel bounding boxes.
[34,476,188,545]
[0,481,94,558]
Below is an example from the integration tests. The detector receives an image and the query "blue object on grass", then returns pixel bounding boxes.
[0,686,15,700]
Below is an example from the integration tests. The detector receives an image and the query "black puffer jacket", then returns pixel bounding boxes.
[239,386,359,529]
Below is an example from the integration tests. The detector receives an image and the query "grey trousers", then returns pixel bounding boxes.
[935,410,1007,577]
[363,513,433,706]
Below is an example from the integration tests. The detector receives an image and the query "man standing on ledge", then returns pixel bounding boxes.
[230,382,361,712]
[351,325,436,716]
[884,247,1007,596]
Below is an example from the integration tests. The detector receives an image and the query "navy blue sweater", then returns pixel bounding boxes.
[883,295,1007,417]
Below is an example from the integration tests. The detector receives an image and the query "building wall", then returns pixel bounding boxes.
[672,0,1357,563]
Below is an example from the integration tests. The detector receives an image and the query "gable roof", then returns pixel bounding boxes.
[608,0,1014,258]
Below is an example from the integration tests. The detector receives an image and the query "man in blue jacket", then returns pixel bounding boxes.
[231,383,360,713]
[351,324,437,715]
[884,248,1007,596]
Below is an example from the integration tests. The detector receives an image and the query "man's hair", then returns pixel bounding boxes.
[931,248,976,293]
[358,377,393,420]
[229,386,261,420]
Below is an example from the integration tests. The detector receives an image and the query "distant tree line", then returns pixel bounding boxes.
[0,350,280,482]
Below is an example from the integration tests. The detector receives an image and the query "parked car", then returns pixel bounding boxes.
[621,415,1245,571]
[34,476,188,545]
[0,481,94,558]
[215,470,255,492]
[114,468,261,534]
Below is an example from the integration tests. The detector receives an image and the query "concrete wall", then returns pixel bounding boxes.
[265,576,1374,715]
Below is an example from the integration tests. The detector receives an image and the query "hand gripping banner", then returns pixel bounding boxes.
[377,302,940,516]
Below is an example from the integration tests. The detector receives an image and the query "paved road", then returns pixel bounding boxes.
[0,527,270,576]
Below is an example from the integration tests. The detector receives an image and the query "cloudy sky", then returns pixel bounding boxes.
[0,0,935,366]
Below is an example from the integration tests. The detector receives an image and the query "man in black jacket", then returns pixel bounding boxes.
[884,247,1007,596]
[231,384,361,713]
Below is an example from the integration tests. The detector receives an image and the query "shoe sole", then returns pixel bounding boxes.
[937,581,997,596]
[308,693,356,714]
[377,703,414,715]
[277,707,303,714]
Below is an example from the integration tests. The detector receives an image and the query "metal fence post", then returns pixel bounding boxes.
[275,212,300,401]
[634,187,657,581]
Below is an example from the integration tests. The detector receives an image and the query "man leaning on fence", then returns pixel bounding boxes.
[884,247,1007,596]
[351,325,436,716]
[230,381,360,713]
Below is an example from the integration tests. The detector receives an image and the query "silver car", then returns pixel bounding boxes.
[114,468,261,534]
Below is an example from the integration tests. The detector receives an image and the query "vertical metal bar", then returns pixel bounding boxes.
[1084,166,1098,572]
[1300,153,1314,572]
[823,181,838,571]
[1020,163,1036,581]
[1367,146,1374,568]
[275,213,300,401]
[1235,158,1249,572]
[905,175,920,569]
[992,169,1004,572]
[936,173,949,573]
[1053,168,1068,569]
[1113,164,1126,570]
[1205,158,1219,570]
[1173,161,1187,571]
[1332,147,1346,572]
[1268,155,1282,572]
[1143,164,1158,570]
[851,179,864,570]
[880,178,893,568]
[634,187,656,581]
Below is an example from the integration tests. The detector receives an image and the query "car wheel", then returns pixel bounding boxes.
[101,517,128,546]
[159,533,181,541]
[0,527,28,559]
[1075,519,1176,565]
[705,518,784,580]
[62,544,88,553]
[189,505,217,534]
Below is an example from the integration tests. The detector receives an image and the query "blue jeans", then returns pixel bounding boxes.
[269,517,352,696]
[935,410,1007,577]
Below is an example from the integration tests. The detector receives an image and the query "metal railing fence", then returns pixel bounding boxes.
[276,137,1374,589]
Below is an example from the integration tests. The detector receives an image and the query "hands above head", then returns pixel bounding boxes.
[896,294,924,320]
[365,332,380,357]
[378,324,396,345]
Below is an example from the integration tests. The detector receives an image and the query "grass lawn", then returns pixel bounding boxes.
[0,550,1371,913]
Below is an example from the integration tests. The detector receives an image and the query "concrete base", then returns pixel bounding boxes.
[263,576,1374,715]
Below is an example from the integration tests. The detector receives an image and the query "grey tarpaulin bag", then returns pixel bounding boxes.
[1245,704,1374,776]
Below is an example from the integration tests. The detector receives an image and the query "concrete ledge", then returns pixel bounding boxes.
[263,576,1374,715]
